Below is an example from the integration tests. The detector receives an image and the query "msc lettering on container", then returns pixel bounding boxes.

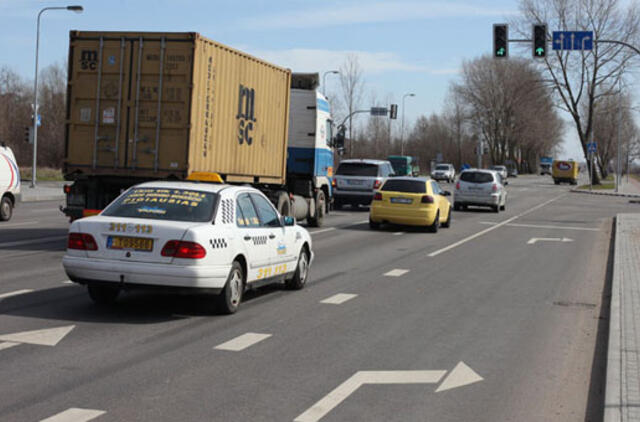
[236,84,256,145]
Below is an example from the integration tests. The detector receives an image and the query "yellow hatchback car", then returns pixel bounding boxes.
[369,177,452,232]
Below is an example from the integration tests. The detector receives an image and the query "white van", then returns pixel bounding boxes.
[0,145,20,221]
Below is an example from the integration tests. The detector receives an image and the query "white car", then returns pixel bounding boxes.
[453,169,507,213]
[0,145,20,221]
[431,163,455,183]
[62,181,313,314]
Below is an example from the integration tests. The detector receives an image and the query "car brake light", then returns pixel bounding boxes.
[63,185,71,194]
[67,233,98,251]
[456,182,460,190]
[331,179,336,187]
[492,184,498,192]
[161,240,206,259]
[373,192,383,201]
[373,180,382,189]
[421,195,434,204]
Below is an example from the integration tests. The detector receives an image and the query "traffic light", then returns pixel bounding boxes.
[389,104,398,120]
[533,24,547,58]
[24,126,33,144]
[493,24,508,58]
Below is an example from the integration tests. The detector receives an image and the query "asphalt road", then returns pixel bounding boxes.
[0,175,638,421]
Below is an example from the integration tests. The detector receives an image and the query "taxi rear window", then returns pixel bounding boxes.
[336,163,379,176]
[102,187,217,222]
[381,179,426,193]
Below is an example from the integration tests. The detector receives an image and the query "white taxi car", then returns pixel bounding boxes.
[62,181,313,314]
[0,144,20,221]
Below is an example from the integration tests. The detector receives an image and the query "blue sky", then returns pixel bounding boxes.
[1,0,587,158]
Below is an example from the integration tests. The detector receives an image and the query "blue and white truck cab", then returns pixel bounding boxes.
[285,73,334,226]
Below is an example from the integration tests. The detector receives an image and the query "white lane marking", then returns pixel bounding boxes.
[0,235,67,248]
[62,280,74,285]
[320,293,358,305]
[294,370,446,422]
[0,325,75,346]
[435,361,484,392]
[40,408,106,422]
[384,269,410,277]
[0,220,40,228]
[0,289,33,299]
[310,227,336,236]
[0,341,19,351]
[214,332,272,351]
[527,237,573,245]
[393,232,405,236]
[428,194,564,257]
[355,219,369,224]
[479,221,600,231]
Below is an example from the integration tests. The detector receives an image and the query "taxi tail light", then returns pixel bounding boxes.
[421,195,434,204]
[161,240,206,259]
[331,178,336,187]
[373,192,383,201]
[68,233,98,251]
[373,180,382,189]
[492,183,498,192]
[455,182,460,190]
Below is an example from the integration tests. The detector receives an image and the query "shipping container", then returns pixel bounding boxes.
[65,31,291,184]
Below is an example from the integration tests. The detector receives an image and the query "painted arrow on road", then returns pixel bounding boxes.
[294,361,483,422]
[527,237,574,245]
[0,325,75,351]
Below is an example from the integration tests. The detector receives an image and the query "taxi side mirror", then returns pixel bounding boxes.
[283,216,295,226]
[442,191,452,196]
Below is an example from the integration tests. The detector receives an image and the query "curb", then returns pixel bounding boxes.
[604,216,622,422]
[570,189,640,199]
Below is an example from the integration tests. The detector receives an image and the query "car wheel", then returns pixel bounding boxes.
[0,196,12,221]
[427,211,440,233]
[285,248,310,290]
[453,202,461,211]
[492,205,500,213]
[500,204,506,211]
[369,218,381,229]
[217,261,244,314]
[308,190,326,227]
[441,208,451,228]
[87,284,120,305]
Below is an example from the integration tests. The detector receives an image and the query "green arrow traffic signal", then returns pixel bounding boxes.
[497,47,506,56]
[535,47,544,56]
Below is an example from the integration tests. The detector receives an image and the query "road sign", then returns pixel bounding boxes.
[552,31,593,51]
[36,114,41,127]
[587,142,597,153]
[370,107,388,116]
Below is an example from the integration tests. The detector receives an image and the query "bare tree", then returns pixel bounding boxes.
[516,0,640,182]
[444,87,469,169]
[339,54,364,157]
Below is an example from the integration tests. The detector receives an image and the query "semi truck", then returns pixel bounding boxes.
[61,31,336,226]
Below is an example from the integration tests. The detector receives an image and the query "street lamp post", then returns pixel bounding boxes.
[322,70,339,97]
[31,5,83,188]
[400,93,415,156]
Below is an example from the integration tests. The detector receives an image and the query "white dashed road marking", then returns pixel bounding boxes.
[321,293,358,305]
[428,194,564,257]
[478,221,600,231]
[40,408,106,422]
[62,280,74,285]
[0,341,19,351]
[310,228,336,236]
[0,289,33,299]
[214,333,272,351]
[384,269,410,277]
[393,232,405,236]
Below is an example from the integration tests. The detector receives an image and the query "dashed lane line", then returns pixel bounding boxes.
[39,408,106,422]
[384,269,410,277]
[214,333,272,352]
[310,228,336,236]
[0,289,33,299]
[320,293,358,305]
[427,194,565,258]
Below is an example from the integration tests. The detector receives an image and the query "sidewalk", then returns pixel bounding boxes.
[605,213,640,421]
[17,180,66,203]
[571,176,640,198]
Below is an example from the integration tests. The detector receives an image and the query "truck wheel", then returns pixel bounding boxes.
[0,196,12,221]
[308,191,325,227]
[87,284,120,305]
[216,261,244,314]
[285,248,310,290]
[276,191,291,217]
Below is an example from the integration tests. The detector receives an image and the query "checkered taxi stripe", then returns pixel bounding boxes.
[220,199,234,224]
[210,238,228,249]
[252,235,268,246]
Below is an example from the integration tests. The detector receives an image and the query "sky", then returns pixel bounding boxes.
[0,0,596,159]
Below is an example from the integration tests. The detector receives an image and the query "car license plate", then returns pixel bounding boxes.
[107,236,153,251]
[391,197,412,204]
[347,179,364,185]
